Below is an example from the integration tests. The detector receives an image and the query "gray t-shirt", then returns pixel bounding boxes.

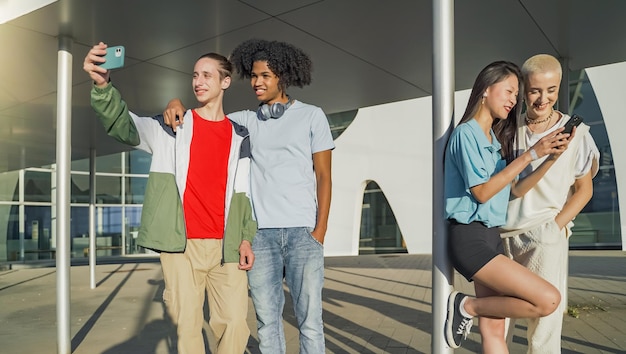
[228,101,335,228]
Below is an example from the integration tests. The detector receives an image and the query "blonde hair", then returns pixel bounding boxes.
[521,54,562,81]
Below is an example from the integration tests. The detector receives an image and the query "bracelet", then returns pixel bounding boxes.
[529,148,539,161]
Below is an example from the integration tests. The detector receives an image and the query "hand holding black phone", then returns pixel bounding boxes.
[562,114,583,135]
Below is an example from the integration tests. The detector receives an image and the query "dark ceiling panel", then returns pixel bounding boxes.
[0,0,625,172]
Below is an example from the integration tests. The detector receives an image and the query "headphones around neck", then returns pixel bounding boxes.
[257,98,293,121]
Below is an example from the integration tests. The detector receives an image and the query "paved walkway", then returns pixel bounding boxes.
[0,250,625,353]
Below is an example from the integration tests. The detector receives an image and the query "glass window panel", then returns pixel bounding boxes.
[96,175,122,204]
[359,181,406,254]
[71,206,123,257]
[5,205,19,241]
[24,171,51,202]
[125,206,142,231]
[71,206,89,239]
[0,170,19,201]
[327,110,358,140]
[96,153,122,173]
[71,157,90,172]
[0,205,17,261]
[70,206,89,257]
[568,71,621,248]
[125,206,144,254]
[126,150,151,175]
[125,177,147,204]
[23,205,53,260]
[98,206,122,236]
[96,206,122,256]
[71,174,91,203]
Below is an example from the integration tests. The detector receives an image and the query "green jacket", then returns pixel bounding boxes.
[91,84,257,263]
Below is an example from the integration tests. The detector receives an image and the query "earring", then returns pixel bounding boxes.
[481,95,485,105]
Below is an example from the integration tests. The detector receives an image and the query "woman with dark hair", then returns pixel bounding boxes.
[444,61,570,352]
[163,39,334,354]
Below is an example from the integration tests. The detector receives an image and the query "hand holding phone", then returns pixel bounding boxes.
[562,114,583,135]
[98,45,125,70]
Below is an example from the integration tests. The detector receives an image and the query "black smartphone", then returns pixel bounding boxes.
[562,114,583,135]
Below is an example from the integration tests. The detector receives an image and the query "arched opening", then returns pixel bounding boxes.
[569,69,622,249]
[359,181,407,254]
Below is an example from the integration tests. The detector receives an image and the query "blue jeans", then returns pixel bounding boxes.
[248,227,325,354]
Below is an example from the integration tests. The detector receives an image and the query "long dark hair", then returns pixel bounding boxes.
[459,61,523,162]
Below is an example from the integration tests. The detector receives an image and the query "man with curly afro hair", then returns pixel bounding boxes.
[164,39,334,353]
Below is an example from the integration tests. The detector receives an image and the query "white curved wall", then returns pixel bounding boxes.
[586,62,626,251]
[325,61,624,256]
[324,91,470,256]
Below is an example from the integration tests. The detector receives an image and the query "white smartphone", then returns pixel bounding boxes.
[99,46,125,70]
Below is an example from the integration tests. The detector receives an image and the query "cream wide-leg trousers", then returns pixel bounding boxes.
[502,220,568,354]
[160,238,250,354]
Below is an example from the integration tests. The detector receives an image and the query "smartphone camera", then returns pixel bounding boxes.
[99,45,125,70]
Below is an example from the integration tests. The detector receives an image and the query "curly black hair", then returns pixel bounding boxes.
[230,39,312,90]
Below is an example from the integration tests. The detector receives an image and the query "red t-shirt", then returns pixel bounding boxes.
[183,110,232,239]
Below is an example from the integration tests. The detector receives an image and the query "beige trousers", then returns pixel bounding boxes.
[160,238,250,354]
[502,220,568,354]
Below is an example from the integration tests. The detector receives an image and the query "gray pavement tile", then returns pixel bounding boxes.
[0,251,625,353]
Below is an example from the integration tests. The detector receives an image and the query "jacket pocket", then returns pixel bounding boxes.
[137,172,186,252]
